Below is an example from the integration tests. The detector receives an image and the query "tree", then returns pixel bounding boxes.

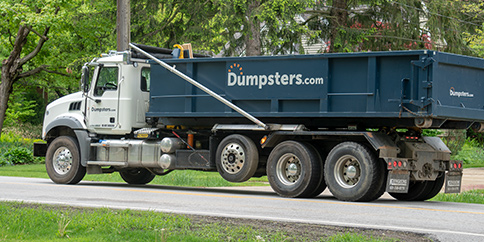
[215,0,313,56]
[460,1,484,57]
[130,0,222,54]
[305,0,478,55]
[0,0,68,137]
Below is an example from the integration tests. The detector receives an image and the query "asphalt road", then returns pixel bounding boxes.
[1,175,483,242]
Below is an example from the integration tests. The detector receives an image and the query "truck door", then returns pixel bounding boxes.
[86,65,120,133]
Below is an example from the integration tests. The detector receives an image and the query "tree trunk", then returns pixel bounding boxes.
[0,74,15,136]
[328,0,348,53]
[245,0,261,56]
[0,26,30,137]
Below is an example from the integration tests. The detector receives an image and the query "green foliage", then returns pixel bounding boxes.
[306,0,478,54]
[0,147,36,165]
[258,0,313,55]
[461,1,484,57]
[131,0,222,54]
[452,138,484,165]
[4,93,37,127]
[422,129,443,137]
[214,0,313,56]
[32,0,117,100]
[467,127,484,146]
[441,130,467,155]
[0,126,43,166]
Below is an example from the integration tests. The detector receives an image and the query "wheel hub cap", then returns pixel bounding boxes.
[228,154,236,163]
[53,147,73,175]
[346,165,358,179]
[287,163,298,176]
[334,155,361,188]
[221,143,245,174]
[276,153,301,185]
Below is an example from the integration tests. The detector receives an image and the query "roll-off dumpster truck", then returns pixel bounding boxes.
[35,43,483,201]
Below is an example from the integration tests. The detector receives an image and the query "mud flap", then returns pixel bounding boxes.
[445,171,462,193]
[386,170,410,193]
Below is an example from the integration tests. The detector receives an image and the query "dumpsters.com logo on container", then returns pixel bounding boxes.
[450,87,474,98]
[227,63,324,89]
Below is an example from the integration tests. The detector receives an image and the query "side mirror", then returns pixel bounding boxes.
[80,65,90,93]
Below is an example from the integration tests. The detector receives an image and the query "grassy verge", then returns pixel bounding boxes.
[431,189,484,204]
[0,201,415,242]
[0,164,268,187]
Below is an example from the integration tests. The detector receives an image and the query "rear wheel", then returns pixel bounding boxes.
[120,168,156,184]
[216,134,259,182]
[324,142,384,202]
[267,141,325,198]
[389,172,445,201]
[45,136,86,184]
[420,173,445,200]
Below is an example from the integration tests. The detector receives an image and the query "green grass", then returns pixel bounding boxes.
[431,189,484,204]
[0,201,391,242]
[0,202,279,241]
[0,164,268,187]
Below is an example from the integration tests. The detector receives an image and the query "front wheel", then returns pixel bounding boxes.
[45,136,86,184]
[120,168,156,185]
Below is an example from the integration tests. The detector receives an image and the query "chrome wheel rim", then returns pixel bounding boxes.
[334,154,361,188]
[221,142,245,174]
[53,146,72,175]
[276,153,301,185]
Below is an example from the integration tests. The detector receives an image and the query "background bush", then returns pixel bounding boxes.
[452,139,484,165]
[440,129,467,155]
[0,147,36,165]
[0,124,44,167]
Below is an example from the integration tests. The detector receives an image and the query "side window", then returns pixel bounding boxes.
[141,67,150,92]
[94,67,119,96]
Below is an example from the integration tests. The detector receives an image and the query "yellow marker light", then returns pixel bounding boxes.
[137,133,149,139]
[260,135,268,145]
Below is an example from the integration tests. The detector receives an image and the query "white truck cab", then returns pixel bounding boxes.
[83,54,150,135]
[42,52,150,140]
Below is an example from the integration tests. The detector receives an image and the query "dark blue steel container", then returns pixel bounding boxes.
[147,50,484,129]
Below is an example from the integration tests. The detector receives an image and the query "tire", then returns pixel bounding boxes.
[267,141,325,198]
[304,144,327,198]
[45,136,86,184]
[216,134,259,183]
[420,173,445,200]
[389,172,445,201]
[324,142,384,202]
[366,157,388,201]
[120,168,156,184]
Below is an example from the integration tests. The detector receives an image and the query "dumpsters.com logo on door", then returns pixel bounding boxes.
[227,63,324,90]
